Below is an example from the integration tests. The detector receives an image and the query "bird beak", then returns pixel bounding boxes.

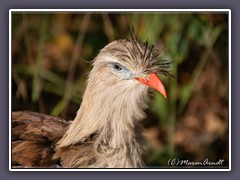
[135,72,167,99]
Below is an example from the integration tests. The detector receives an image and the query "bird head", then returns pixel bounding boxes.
[57,38,171,148]
[90,39,169,99]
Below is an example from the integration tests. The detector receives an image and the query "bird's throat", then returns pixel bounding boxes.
[57,80,149,167]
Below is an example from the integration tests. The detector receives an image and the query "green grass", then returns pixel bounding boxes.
[12,12,229,166]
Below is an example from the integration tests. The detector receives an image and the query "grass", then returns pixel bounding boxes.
[12,12,229,166]
[31,14,49,102]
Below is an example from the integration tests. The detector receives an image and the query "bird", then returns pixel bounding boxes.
[12,36,170,168]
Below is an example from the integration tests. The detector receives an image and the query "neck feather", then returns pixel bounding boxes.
[57,71,149,167]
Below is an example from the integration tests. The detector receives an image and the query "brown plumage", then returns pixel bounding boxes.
[12,111,70,168]
[12,38,170,168]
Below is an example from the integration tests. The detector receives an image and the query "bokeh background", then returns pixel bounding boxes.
[11,11,229,168]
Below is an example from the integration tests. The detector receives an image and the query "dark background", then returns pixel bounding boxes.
[11,12,229,168]
[0,0,239,180]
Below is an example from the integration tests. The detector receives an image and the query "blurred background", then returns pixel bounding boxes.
[11,11,229,168]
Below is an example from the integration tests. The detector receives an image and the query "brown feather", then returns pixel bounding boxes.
[12,111,70,167]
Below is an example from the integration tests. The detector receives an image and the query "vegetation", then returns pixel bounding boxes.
[12,12,229,168]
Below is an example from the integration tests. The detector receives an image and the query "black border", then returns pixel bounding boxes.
[1,0,239,180]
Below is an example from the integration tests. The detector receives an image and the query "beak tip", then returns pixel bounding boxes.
[163,94,167,99]
[161,90,167,99]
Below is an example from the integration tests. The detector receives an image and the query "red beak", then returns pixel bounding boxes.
[135,72,167,99]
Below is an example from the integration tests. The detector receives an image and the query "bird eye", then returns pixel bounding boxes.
[113,63,123,71]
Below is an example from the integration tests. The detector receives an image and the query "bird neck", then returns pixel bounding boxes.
[58,74,149,167]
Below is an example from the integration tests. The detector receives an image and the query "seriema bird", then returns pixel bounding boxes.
[12,37,170,168]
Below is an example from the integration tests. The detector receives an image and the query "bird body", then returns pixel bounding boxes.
[12,38,169,168]
[12,111,69,168]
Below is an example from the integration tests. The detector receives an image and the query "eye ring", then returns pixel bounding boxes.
[113,63,123,71]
